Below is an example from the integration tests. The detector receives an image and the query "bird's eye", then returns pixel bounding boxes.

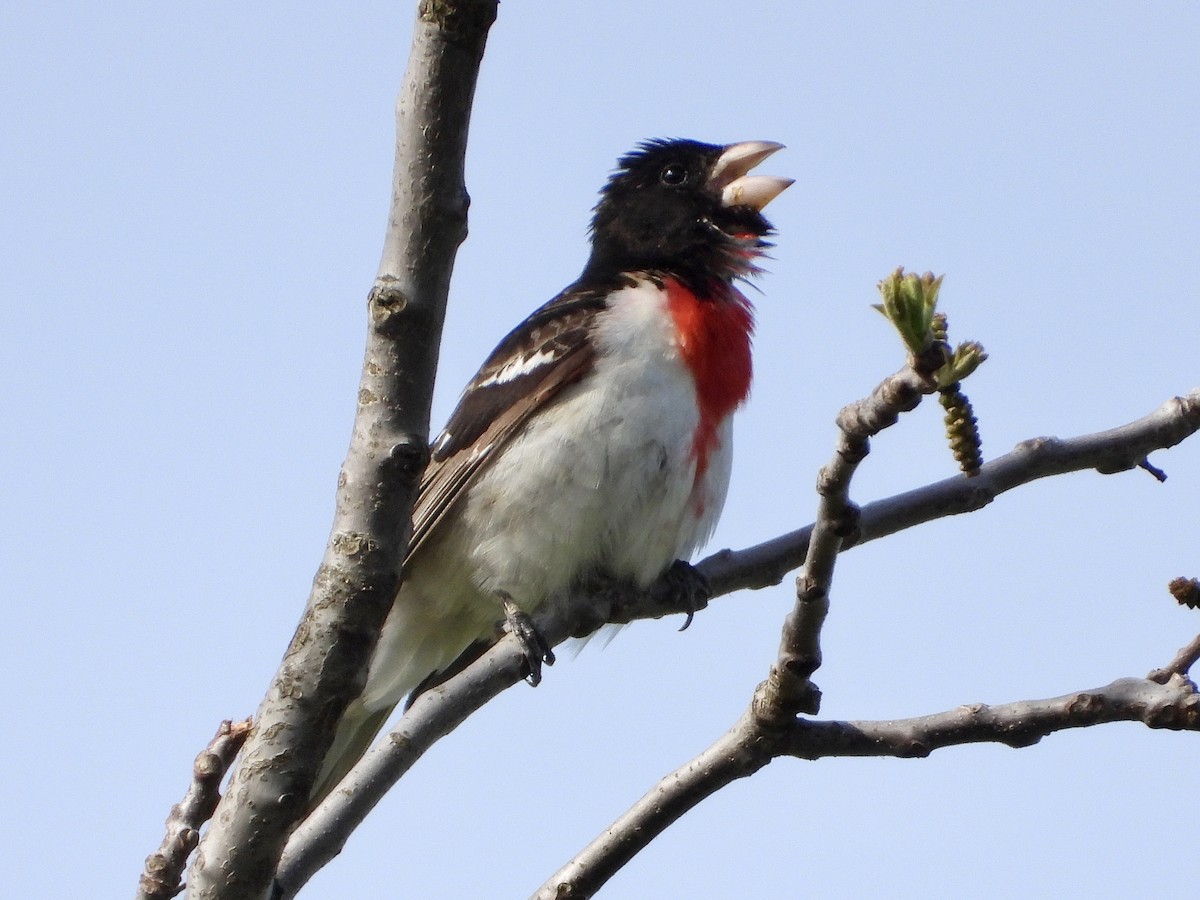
[659,164,687,186]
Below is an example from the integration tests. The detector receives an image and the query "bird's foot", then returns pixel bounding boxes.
[664,560,711,631]
[500,594,556,686]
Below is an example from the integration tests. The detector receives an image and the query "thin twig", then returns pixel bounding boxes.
[531,717,766,900]
[1149,632,1200,683]
[136,719,251,900]
[756,362,932,725]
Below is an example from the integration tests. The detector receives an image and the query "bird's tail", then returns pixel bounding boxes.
[305,699,395,813]
[303,635,493,814]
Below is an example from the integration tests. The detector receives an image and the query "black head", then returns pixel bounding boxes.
[583,138,791,295]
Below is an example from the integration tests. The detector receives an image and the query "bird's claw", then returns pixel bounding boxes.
[665,560,711,631]
[502,597,555,686]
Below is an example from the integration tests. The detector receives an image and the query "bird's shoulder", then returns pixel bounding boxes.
[408,276,648,560]
[430,279,626,461]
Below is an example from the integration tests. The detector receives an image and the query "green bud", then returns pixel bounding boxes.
[937,340,989,388]
[875,268,944,356]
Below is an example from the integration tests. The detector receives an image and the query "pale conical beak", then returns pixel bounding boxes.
[710,140,793,211]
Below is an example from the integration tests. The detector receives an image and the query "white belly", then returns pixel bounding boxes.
[361,278,733,710]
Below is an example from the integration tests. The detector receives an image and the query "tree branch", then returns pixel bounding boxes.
[185,3,497,897]
[783,673,1200,758]
[533,716,766,900]
[1149,631,1200,683]
[531,347,946,897]
[136,719,252,900]
[532,673,1200,900]
[275,388,1200,889]
[529,384,1200,898]
[755,360,933,725]
[701,388,1200,596]
[272,612,571,897]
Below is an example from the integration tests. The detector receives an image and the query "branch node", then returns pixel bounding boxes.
[1146,685,1200,729]
[385,435,431,482]
[419,0,498,41]
[1002,730,1045,749]
[1065,691,1105,722]
[753,663,822,726]
[896,738,932,759]
[368,279,412,334]
[837,438,871,467]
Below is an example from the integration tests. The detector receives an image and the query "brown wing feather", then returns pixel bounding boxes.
[405,291,605,563]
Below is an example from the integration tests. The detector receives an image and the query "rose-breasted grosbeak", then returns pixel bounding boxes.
[311,138,791,803]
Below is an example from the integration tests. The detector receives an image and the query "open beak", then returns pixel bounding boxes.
[709,140,793,211]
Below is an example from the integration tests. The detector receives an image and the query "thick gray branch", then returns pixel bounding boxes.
[185,3,497,897]
[273,605,579,897]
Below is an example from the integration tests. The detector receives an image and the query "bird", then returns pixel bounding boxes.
[309,138,791,805]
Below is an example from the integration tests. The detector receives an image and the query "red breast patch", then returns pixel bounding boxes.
[665,278,754,481]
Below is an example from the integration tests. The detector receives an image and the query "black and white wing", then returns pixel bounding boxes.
[406,285,609,561]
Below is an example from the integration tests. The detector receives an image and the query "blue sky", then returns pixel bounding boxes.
[4,3,1199,898]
